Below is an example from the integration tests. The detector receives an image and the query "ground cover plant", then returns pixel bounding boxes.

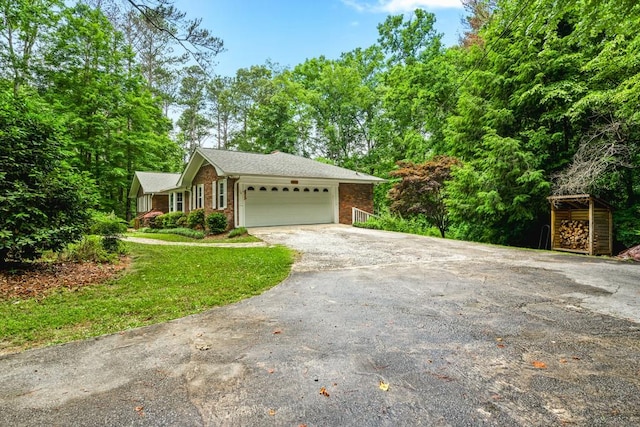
[0,242,293,353]
[130,229,260,243]
[354,212,441,238]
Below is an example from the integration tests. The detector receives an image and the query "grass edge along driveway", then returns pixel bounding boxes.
[0,242,294,354]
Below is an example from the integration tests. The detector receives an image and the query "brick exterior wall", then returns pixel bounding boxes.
[191,164,236,229]
[338,183,374,224]
[152,194,169,213]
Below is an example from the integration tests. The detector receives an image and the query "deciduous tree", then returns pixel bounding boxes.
[388,156,461,237]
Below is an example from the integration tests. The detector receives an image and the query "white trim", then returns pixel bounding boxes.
[196,184,204,209]
[211,181,218,209]
[236,177,339,227]
[218,179,228,210]
[137,194,152,213]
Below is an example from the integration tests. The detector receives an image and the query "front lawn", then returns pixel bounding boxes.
[0,242,293,353]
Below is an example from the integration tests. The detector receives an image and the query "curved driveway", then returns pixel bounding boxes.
[1,225,639,426]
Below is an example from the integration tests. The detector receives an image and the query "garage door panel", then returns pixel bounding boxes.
[244,187,334,227]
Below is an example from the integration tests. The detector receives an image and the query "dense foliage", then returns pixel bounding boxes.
[0,89,94,262]
[389,156,461,237]
[2,0,638,249]
[206,213,228,235]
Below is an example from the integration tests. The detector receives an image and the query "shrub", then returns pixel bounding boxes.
[153,214,165,229]
[207,213,228,235]
[187,209,205,230]
[144,211,163,229]
[354,213,441,237]
[140,227,204,239]
[176,215,188,227]
[160,212,185,229]
[228,227,248,238]
[0,90,95,262]
[89,211,127,253]
[60,235,117,263]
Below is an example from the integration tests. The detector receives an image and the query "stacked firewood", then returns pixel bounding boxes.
[559,220,591,250]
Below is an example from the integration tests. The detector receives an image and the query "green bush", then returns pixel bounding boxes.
[187,209,205,230]
[228,227,248,238]
[140,227,204,239]
[207,212,228,235]
[153,214,165,229]
[354,213,441,237]
[176,215,188,227]
[89,211,127,253]
[60,235,118,263]
[0,90,95,262]
[159,212,185,229]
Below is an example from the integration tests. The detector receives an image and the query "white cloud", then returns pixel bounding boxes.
[342,0,463,13]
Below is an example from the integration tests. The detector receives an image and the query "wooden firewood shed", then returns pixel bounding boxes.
[548,194,613,256]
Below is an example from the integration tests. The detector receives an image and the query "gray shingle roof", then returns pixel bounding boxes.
[135,171,181,193]
[197,148,384,182]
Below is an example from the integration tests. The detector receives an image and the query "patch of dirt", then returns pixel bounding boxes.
[0,258,130,301]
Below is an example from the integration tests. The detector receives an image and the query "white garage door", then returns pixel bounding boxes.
[244,185,334,227]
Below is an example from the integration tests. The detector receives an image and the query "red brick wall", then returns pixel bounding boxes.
[338,183,374,224]
[152,195,169,213]
[191,164,235,229]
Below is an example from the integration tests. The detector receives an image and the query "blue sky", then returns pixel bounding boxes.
[175,0,466,76]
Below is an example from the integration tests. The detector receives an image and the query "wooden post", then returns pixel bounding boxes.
[550,203,556,250]
[608,208,613,256]
[588,197,595,256]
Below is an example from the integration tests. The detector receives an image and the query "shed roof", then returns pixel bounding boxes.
[548,194,612,210]
[197,148,385,183]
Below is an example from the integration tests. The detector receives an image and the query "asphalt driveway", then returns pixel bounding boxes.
[1,225,639,426]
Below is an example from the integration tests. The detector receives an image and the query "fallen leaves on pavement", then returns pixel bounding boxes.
[379,381,389,391]
[319,387,330,397]
[532,361,547,369]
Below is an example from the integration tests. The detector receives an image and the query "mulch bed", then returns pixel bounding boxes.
[0,258,130,301]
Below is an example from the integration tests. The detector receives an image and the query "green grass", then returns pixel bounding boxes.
[0,242,293,353]
[127,232,261,243]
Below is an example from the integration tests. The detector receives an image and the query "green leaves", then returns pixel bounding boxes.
[0,89,93,262]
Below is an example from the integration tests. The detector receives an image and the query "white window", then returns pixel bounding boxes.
[195,184,204,209]
[217,179,227,209]
[170,192,183,212]
[212,182,217,209]
[176,192,183,212]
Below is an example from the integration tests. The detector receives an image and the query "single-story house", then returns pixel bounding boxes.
[129,148,384,228]
[129,171,181,214]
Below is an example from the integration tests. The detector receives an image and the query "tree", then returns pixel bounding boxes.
[446,133,550,245]
[0,88,95,262]
[0,0,61,95]
[177,65,211,153]
[388,156,460,237]
[42,3,182,217]
[207,75,236,149]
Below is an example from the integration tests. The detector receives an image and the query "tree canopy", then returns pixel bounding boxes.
[2,0,638,249]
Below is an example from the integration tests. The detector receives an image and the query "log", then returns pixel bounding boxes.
[558,220,592,250]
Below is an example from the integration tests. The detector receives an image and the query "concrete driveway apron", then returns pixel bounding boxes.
[1,224,639,426]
